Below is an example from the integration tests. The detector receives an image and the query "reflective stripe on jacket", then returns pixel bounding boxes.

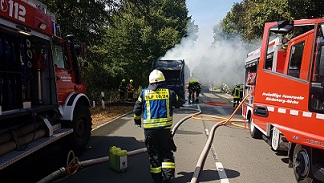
[135,88,173,129]
[233,87,240,99]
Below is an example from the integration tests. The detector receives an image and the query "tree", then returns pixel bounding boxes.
[41,0,189,100]
[221,0,324,41]
[42,0,114,45]
[104,0,189,87]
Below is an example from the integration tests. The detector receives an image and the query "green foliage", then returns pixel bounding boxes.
[42,0,111,45]
[221,0,323,41]
[104,0,188,87]
[41,0,188,101]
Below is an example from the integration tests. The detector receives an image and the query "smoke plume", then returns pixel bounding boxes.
[161,21,257,88]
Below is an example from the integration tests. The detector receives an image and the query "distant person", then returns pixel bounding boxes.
[232,84,241,108]
[188,80,195,103]
[119,79,127,102]
[127,79,135,101]
[133,69,182,183]
[239,85,243,102]
[194,80,202,102]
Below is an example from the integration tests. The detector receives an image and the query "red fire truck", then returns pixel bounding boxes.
[242,19,324,182]
[0,0,92,170]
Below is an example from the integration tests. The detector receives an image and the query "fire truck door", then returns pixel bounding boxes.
[53,43,74,104]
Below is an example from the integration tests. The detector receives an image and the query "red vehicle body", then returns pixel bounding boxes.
[0,0,92,170]
[242,19,324,182]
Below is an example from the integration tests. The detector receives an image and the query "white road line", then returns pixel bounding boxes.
[205,128,230,183]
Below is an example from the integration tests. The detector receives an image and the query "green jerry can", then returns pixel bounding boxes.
[109,146,128,172]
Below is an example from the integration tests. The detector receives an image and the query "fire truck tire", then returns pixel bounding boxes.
[293,144,315,183]
[249,118,262,139]
[67,104,92,152]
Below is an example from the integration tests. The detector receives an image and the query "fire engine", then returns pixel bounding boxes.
[242,19,324,182]
[0,0,92,170]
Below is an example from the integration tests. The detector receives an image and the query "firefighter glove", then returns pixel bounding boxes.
[134,119,141,127]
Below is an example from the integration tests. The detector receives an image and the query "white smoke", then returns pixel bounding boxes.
[161,21,256,88]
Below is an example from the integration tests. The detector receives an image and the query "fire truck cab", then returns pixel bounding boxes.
[0,0,92,170]
[242,19,324,182]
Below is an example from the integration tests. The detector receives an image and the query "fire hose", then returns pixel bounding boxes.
[190,94,248,183]
[37,95,248,183]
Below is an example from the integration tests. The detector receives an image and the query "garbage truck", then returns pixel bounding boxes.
[152,59,185,103]
[0,0,92,170]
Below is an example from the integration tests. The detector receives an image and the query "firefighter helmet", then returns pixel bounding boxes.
[130,79,133,83]
[122,79,126,82]
[149,69,165,84]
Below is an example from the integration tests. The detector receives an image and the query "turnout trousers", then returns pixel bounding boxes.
[144,129,176,183]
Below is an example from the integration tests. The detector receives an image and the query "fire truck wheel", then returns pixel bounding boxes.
[67,105,92,152]
[249,118,262,139]
[293,145,315,183]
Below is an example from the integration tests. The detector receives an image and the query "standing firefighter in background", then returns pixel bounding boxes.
[133,69,182,183]
[127,79,135,101]
[194,80,202,102]
[188,80,195,103]
[232,84,241,108]
[119,79,127,102]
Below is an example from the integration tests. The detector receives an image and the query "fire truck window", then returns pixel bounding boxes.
[265,54,273,70]
[288,41,305,78]
[53,44,69,69]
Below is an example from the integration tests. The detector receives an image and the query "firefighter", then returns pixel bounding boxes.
[133,69,182,183]
[188,80,195,103]
[232,84,241,108]
[127,79,135,101]
[239,85,243,102]
[118,79,127,102]
[194,80,202,102]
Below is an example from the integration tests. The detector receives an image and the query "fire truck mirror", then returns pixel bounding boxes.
[80,61,89,69]
[270,20,294,34]
[74,44,83,56]
[319,46,324,77]
[321,24,324,37]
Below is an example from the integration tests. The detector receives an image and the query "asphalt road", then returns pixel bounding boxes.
[0,92,297,183]
[51,92,296,183]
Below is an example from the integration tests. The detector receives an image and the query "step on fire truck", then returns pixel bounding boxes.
[242,19,324,182]
[0,0,92,170]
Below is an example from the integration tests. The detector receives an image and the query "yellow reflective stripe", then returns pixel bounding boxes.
[150,166,161,173]
[134,115,141,120]
[144,118,172,123]
[166,90,170,119]
[143,119,172,129]
[162,162,175,169]
[146,96,151,120]
[144,123,172,129]
[138,96,142,102]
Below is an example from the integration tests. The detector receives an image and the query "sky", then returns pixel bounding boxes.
[161,0,247,87]
[186,0,239,38]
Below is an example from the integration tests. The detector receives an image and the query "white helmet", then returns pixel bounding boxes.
[149,69,165,84]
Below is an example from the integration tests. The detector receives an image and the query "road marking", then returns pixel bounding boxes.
[204,127,230,183]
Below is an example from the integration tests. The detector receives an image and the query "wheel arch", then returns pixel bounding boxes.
[59,92,91,121]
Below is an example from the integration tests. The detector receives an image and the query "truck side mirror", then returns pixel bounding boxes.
[319,46,324,76]
[270,20,294,34]
[80,61,89,69]
[74,44,86,56]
